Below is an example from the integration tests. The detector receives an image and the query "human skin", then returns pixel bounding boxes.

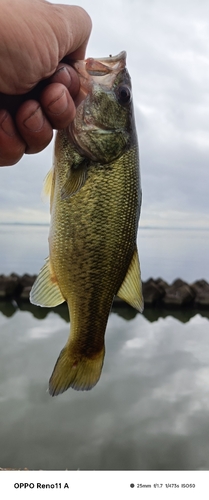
[0,0,92,166]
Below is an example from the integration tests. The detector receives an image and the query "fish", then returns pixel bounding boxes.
[30,51,143,395]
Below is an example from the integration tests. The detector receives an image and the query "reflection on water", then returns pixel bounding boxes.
[0,305,209,470]
[1,299,209,324]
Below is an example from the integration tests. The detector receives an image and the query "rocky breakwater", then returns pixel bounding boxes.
[0,273,209,309]
[0,273,36,301]
[142,278,209,308]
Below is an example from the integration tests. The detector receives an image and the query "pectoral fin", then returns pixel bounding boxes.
[117,248,144,312]
[30,257,65,307]
[61,160,88,199]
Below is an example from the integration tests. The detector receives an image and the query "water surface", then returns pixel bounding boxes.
[1,224,209,283]
[0,306,209,470]
[0,224,209,471]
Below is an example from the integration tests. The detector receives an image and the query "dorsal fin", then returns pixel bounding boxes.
[42,168,55,212]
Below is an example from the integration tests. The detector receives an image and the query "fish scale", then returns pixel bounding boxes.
[30,52,143,395]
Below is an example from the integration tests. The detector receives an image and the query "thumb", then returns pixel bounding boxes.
[0,2,92,95]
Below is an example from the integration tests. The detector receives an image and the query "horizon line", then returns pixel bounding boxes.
[1,222,209,230]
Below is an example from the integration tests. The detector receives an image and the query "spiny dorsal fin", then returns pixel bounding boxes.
[42,167,55,212]
[42,168,54,197]
[30,257,65,307]
[61,160,88,199]
[117,247,144,312]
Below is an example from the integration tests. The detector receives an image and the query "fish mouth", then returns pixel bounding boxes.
[67,52,128,160]
[72,51,127,106]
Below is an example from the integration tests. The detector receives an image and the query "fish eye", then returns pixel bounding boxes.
[116,85,131,105]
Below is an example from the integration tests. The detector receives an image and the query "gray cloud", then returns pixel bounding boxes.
[0,0,209,227]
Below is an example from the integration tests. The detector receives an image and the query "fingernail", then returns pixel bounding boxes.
[47,90,68,115]
[55,66,72,89]
[0,112,16,137]
[23,106,44,132]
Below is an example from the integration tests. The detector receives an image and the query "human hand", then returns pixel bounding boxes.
[0,0,92,166]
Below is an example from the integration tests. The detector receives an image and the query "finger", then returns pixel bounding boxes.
[15,100,53,154]
[40,83,76,130]
[0,65,79,121]
[0,110,26,166]
[49,64,80,98]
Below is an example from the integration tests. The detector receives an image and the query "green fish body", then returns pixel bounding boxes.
[30,52,143,395]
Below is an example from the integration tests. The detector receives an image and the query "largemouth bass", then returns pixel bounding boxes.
[30,51,143,395]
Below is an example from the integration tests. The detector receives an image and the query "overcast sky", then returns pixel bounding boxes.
[1,0,209,228]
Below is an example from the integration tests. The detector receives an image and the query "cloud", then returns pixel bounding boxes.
[0,0,209,227]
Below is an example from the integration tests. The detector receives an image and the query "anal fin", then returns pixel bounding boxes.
[30,257,65,307]
[117,247,144,312]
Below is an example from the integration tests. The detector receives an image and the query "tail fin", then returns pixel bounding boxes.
[49,344,105,396]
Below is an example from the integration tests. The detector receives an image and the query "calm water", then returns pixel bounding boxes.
[0,224,209,470]
[0,223,209,282]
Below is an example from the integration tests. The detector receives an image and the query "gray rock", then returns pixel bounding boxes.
[18,273,37,288]
[0,274,21,298]
[162,278,195,306]
[20,286,32,300]
[154,278,169,292]
[142,278,165,305]
[191,280,209,308]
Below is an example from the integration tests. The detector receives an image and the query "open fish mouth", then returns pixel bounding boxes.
[72,51,127,99]
[68,51,129,158]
